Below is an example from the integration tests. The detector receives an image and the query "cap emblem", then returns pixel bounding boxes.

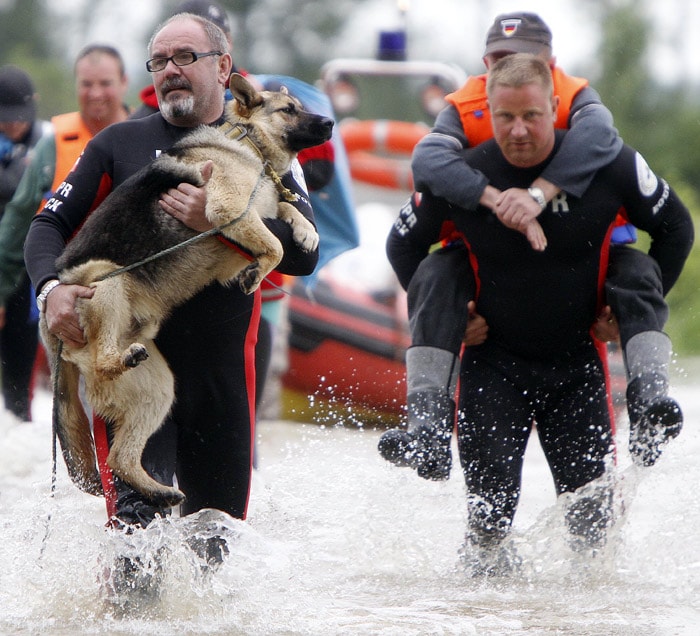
[500,19,522,38]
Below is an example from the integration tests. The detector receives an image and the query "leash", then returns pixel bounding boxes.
[44,121,298,527]
[95,164,268,283]
[39,339,63,561]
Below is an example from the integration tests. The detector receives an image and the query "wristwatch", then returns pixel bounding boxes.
[36,279,60,313]
[527,186,547,212]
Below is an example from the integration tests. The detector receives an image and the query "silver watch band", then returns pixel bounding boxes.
[36,279,60,312]
[527,187,547,212]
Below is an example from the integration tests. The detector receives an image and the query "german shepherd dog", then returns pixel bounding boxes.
[42,73,333,506]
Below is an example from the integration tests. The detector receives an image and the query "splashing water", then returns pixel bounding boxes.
[1,375,699,635]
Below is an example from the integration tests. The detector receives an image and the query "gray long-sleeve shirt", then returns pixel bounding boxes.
[412,84,622,209]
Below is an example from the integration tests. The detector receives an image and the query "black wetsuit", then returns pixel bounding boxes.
[24,111,318,525]
[388,133,693,534]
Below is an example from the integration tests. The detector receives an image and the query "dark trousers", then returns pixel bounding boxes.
[1,273,39,421]
[255,316,273,409]
[407,242,666,353]
[457,342,613,537]
[605,244,668,348]
[407,243,476,353]
[112,283,257,526]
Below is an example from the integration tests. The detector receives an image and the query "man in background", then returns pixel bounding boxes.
[0,65,49,420]
[0,48,129,419]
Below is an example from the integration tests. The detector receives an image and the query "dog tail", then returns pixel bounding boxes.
[47,339,104,497]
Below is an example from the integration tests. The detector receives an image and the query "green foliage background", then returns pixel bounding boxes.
[593,3,699,354]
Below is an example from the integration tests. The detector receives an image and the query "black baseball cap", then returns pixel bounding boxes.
[0,65,36,123]
[484,12,552,57]
[174,0,231,37]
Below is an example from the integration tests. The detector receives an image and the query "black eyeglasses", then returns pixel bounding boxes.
[146,51,223,73]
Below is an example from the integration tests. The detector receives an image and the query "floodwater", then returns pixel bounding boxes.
[1,366,699,635]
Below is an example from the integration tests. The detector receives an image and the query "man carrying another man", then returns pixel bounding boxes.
[380,12,688,484]
[385,53,693,573]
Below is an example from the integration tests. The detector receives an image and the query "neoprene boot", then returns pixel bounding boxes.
[460,497,519,577]
[378,347,458,480]
[378,390,455,480]
[627,371,682,467]
[565,487,613,553]
[460,531,521,578]
[183,509,232,574]
[623,331,682,467]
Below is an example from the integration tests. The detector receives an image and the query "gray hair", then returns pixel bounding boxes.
[147,12,228,56]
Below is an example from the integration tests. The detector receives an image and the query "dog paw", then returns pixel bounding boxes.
[150,487,186,507]
[293,228,320,253]
[123,343,149,368]
[237,263,262,295]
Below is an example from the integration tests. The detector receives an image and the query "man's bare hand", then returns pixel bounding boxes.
[159,159,214,232]
[464,300,488,347]
[592,305,620,343]
[45,283,95,348]
[495,188,547,251]
[523,221,547,252]
[496,187,542,226]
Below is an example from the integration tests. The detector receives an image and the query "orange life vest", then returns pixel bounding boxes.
[440,68,632,245]
[445,67,589,147]
[37,111,93,213]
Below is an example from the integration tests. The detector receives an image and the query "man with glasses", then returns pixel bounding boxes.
[23,13,318,568]
[146,50,222,72]
[132,1,349,437]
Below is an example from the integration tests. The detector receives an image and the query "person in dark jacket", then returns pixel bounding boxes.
[0,48,130,422]
[0,66,48,421]
[379,12,684,483]
[385,54,693,574]
[24,14,318,565]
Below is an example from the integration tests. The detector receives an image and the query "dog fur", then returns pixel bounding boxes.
[42,73,333,506]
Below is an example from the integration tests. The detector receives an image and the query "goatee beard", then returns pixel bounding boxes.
[161,95,195,120]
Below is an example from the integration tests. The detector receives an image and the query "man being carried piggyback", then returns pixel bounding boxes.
[380,12,690,485]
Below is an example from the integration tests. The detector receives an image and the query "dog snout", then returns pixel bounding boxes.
[288,115,334,151]
[312,116,334,142]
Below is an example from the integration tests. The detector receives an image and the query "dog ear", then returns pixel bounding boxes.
[229,72,263,116]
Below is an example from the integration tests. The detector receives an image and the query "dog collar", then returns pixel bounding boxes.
[217,121,299,203]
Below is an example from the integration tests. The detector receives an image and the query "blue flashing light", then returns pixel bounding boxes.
[377,30,407,61]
